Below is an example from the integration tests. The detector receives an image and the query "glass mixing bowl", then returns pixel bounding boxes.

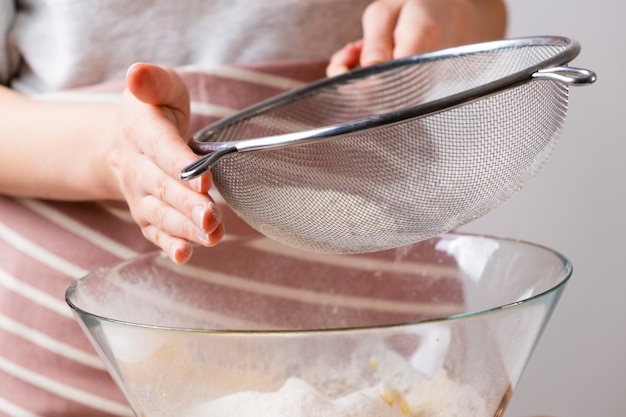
[66,232,572,417]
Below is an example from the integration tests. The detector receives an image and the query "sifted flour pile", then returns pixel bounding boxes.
[188,368,489,417]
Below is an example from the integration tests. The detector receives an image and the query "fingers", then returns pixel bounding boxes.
[139,160,221,236]
[143,228,193,265]
[138,195,224,265]
[126,62,190,135]
[360,0,399,67]
[327,41,363,77]
[116,62,224,263]
[392,0,447,57]
[331,0,447,75]
[125,148,223,263]
[330,0,507,77]
[140,222,224,265]
[139,194,223,261]
[361,0,447,67]
[124,64,203,189]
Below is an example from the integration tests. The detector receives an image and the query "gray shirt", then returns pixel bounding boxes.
[1,0,371,94]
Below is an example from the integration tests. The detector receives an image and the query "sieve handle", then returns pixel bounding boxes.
[179,147,238,181]
[532,67,596,85]
[180,119,374,181]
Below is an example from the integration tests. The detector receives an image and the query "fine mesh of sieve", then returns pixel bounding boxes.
[181,37,595,253]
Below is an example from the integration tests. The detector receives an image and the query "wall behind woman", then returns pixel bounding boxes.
[461,1,624,417]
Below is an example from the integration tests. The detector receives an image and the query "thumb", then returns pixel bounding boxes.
[126,62,190,135]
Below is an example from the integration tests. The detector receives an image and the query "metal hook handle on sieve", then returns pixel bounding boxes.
[532,66,597,85]
[179,147,237,181]
[179,117,376,181]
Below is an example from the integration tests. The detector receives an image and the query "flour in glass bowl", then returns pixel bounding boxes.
[187,369,489,417]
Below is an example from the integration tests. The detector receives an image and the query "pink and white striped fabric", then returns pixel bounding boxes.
[0,61,328,417]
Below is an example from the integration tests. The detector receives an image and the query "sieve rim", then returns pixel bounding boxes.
[190,36,580,151]
[179,36,586,180]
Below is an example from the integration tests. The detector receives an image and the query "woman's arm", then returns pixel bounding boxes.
[0,85,120,199]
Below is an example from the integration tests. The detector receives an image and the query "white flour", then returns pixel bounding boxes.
[188,368,489,417]
[111,327,491,417]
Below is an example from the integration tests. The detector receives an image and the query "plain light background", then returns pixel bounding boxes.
[460,1,624,417]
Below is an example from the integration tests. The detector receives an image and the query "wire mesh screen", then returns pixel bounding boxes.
[198,40,574,253]
[206,43,566,142]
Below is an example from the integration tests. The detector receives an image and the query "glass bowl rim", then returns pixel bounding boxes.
[65,232,573,335]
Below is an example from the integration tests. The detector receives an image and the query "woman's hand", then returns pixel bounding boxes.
[109,63,223,264]
[327,0,507,76]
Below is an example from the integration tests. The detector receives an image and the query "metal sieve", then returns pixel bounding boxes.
[180,36,596,254]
